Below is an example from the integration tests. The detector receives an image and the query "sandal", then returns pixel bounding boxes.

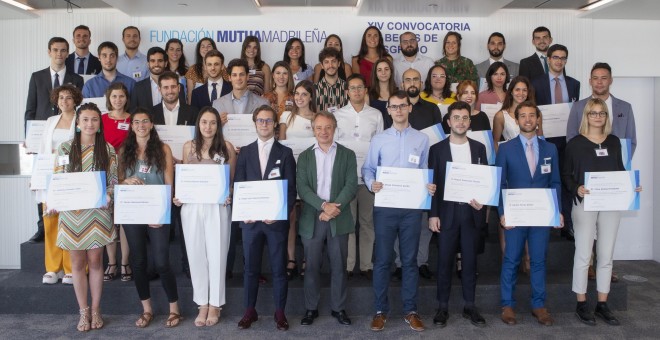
[195,305,208,327]
[104,264,118,281]
[165,312,183,328]
[206,306,222,326]
[77,307,90,332]
[121,264,133,282]
[135,312,153,328]
[286,260,298,280]
[91,310,104,330]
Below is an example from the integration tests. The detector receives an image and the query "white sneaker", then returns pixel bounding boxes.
[62,273,73,285]
[42,272,58,284]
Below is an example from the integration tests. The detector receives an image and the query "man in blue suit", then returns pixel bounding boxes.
[235,105,297,331]
[496,101,563,327]
[190,50,232,109]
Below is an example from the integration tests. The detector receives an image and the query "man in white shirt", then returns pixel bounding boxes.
[393,32,435,88]
[475,32,519,79]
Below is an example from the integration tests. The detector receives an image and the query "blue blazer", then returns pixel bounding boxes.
[531,74,580,105]
[190,81,232,109]
[496,136,561,216]
[65,53,102,75]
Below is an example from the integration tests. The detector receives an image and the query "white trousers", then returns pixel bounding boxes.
[571,200,621,295]
[181,203,231,307]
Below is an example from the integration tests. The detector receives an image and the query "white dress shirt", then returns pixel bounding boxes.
[334,102,384,142]
[163,100,181,126]
[313,142,337,201]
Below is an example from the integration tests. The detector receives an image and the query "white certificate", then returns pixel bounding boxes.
[538,103,572,138]
[478,77,488,92]
[437,103,450,116]
[114,185,172,224]
[175,164,230,204]
[502,188,560,227]
[46,171,107,212]
[338,140,370,185]
[232,180,288,221]
[278,138,316,162]
[620,138,632,170]
[481,103,502,124]
[420,123,446,148]
[584,170,640,211]
[81,97,108,113]
[30,153,56,190]
[374,167,433,210]
[466,130,496,165]
[223,114,256,147]
[444,162,502,206]
[155,125,195,160]
[25,120,47,153]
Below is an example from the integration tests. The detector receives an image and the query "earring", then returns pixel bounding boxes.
[97,128,101,133]
[75,126,81,132]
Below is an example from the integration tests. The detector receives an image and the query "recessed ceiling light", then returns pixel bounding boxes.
[580,0,614,10]
[1,0,34,10]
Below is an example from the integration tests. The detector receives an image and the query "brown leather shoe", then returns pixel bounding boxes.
[237,311,258,329]
[501,307,517,325]
[404,312,425,332]
[532,307,554,326]
[274,312,289,331]
[370,313,386,331]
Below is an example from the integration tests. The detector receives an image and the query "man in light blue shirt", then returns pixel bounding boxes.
[82,41,136,98]
[362,90,436,333]
[117,26,149,82]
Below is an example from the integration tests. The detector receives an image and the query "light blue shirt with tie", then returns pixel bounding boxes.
[548,73,569,104]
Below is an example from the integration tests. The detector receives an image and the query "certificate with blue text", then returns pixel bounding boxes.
[444,162,501,206]
[155,125,195,160]
[503,188,560,227]
[584,170,640,211]
[223,114,257,147]
[175,164,230,204]
[46,171,107,212]
[374,167,433,210]
[114,185,172,224]
[466,130,496,165]
[232,180,288,221]
[30,153,56,190]
[24,120,47,154]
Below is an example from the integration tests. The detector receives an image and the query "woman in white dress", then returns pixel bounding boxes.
[492,76,543,152]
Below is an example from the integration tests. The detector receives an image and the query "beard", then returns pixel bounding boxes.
[489,48,503,58]
[406,86,420,98]
[401,46,419,57]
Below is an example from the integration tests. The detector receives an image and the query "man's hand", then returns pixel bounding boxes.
[371,181,383,193]
[428,217,441,233]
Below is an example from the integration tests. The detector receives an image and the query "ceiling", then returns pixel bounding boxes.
[2,0,659,20]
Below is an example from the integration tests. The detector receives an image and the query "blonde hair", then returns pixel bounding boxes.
[579,98,612,136]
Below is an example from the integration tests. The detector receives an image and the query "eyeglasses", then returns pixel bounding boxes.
[450,115,470,122]
[431,74,446,79]
[348,86,365,92]
[387,103,410,111]
[132,119,151,125]
[255,118,275,125]
[550,56,568,62]
[403,77,421,84]
[588,111,607,118]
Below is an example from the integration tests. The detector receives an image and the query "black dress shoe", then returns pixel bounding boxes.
[238,312,258,329]
[28,230,44,243]
[300,310,318,325]
[346,271,354,280]
[392,268,402,281]
[360,269,373,280]
[595,303,620,326]
[433,310,448,327]
[463,307,486,327]
[331,310,351,325]
[575,303,596,326]
[419,265,433,280]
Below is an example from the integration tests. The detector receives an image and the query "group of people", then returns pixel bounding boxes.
[24,22,638,333]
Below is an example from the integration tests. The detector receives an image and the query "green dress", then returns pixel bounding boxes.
[434,56,479,86]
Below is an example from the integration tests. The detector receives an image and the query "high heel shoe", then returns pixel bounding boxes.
[77,307,90,332]
[103,264,118,281]
[121,264,133,281]
[286,260,298,280]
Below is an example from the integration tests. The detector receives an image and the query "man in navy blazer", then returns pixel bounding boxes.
[428,101,488,328]
[519,27,553,81]
[235,105,297,331]
[64,25,101,75]
[496,101,563,327]
[150,72,199,127]
[531,44,580,106]
[191,50,232,109]
[129,47,186,113]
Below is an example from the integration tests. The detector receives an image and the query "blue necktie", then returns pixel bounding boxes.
[77,57,85,74]
[211,83,218,102]
[541,56,549,74]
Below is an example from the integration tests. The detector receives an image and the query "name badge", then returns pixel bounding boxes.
[213,154,225,164]
[541,164,551,174]
[595,148,609,157]
[133,71,142,79]
[327,106,338,113]
[268,167,281,179]
[408,154,420,165]
[353,130,361,139]
[293,74,299,81]
[285,100,293,107]
[57,156,69,166]
[139,165,151,174]
[249,69,256,75]
[117,122,130,131]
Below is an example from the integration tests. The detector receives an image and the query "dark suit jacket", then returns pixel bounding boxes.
[429,138,487,229]
[25,67,84,125]
[496,136,561,217]
[531,74,580,106]
[151,102,199,126]
[519,53,545,81]
[130,77,186,113]
[191,81,232,109]
[65,53,102,75]
[297,143,357,239]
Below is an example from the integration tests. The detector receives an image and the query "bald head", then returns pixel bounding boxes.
[402,68,422,96]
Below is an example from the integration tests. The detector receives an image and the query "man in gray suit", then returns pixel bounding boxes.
[475,32,519,81]
[212,58,268,125]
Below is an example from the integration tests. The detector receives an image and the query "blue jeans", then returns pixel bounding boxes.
[373,207,422,314]
[500,226,550,309]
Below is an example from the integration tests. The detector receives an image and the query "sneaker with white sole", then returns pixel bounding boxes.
[42,272,59,284]
[62,273,73,285]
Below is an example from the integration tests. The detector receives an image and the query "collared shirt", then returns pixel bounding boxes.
[518,133,539,164]
[257,136,275,174]
[334,102,384,142]
[150,77,162,106]
[314,77,348,112]
[548,72,569,104]
[163,100,181,126]
[393,53,435,87]
[208,78,224,102]
[73,52,90,74]
[82,71,136,98]
[593,94,614,122]
[231,91,249,115]
[362,125,429,191]
[313,142,337,201]
[488,57,502,65]
[117,50,149,82]
[50,67,66,88]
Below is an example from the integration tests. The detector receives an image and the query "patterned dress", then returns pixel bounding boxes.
[56,141,118,250]
[434,56,479,86]
[247,64,266,96]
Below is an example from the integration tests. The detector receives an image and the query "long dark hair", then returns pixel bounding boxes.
[271,60,294,93]
[193,37,217,77]
[68,103,111,173]
[325,34,346,64]
[485,61,510,92]
[283,38,308,72]
[193,106,229,162]
[356,26,391,63]
[289,80,316,127]
[368,58,397,100]
[502,76,535,111]
[241,36,265,69]
[423,65,452,99]
[165,38,188,76]
[119,108,166,178]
